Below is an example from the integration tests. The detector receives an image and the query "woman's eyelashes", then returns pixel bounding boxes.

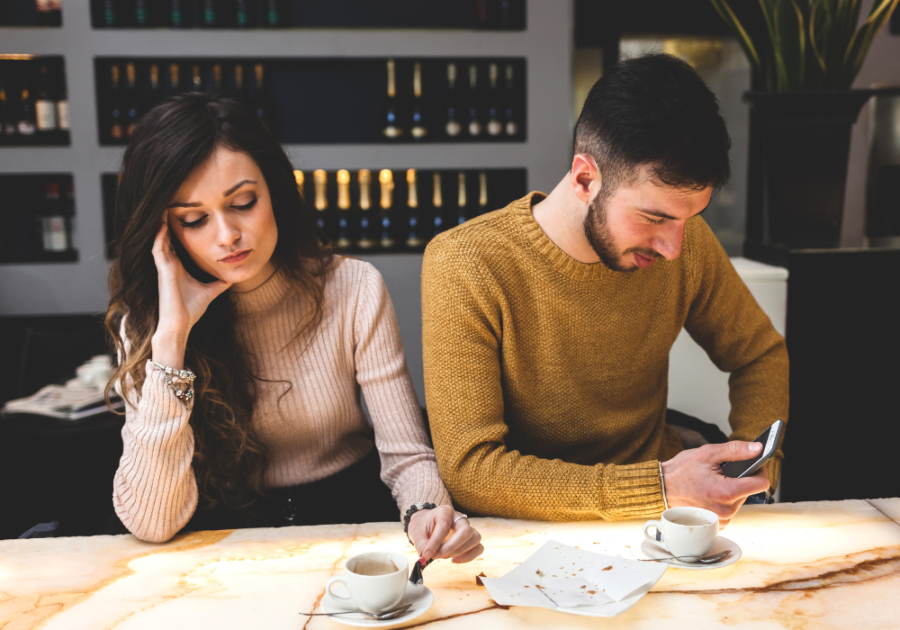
[177,197,257,229]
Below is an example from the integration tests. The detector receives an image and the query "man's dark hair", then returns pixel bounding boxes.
[574,53,731,193]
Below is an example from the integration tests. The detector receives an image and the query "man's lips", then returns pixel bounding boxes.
[633,252,657,269]
[220,249,251,263]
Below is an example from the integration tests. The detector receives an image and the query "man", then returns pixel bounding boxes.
[421,54,788,527]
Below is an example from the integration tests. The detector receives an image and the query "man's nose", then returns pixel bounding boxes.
[653,222,685,260]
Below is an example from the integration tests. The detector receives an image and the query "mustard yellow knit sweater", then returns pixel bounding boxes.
[422,193,789,521]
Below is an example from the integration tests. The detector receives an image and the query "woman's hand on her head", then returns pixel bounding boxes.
[407,505,484,564]
[151,213,231,368]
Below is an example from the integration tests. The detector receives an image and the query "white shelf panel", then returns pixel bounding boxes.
[97,143,531,173]
[0,147,77,172]
[2,28,530,59]
[0,28,68,56]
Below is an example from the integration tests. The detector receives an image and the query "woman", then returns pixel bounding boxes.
[106,93,482,564]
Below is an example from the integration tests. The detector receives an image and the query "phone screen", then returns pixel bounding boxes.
[720,420,783,479]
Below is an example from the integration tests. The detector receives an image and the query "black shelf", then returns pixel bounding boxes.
[88,0,526,31]
[93,56,526,146]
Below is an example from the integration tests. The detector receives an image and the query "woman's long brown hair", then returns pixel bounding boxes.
[105,94,331,512]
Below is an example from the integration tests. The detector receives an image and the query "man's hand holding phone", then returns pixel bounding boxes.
[150,212,231,369]
[661,441,770,529]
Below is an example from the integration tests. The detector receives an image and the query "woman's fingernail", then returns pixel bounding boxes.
[418,557,426,566]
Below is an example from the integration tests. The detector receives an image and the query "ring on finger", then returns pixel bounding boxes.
[453,514,468,526]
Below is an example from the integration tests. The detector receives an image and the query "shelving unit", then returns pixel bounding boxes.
[0,1,574,400]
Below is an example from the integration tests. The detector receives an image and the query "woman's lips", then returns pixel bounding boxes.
[220,249,251,263]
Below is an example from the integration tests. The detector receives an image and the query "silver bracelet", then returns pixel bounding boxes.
[658,462,669,511]
[151,361,196,407]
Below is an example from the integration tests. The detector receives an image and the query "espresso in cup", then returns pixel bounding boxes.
[326,551,409,613]
[643,507,718,562]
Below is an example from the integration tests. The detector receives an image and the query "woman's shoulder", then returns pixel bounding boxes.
[326,255,383,293]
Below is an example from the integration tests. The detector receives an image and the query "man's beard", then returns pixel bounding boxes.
[582,193,659,272]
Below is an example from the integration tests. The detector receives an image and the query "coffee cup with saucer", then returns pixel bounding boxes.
[321,551,434,626]
[641,507,742,570]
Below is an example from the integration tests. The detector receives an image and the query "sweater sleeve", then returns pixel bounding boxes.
[422,237,665,522]
[682,219,790,491]
[112,332,199,543]
[353,264,453,515]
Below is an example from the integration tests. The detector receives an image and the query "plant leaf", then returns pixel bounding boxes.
[846,0,899,83]
[709,0,763,73]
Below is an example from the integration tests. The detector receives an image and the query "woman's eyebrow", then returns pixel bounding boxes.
[166,179,258,208]
[224,179,257,196]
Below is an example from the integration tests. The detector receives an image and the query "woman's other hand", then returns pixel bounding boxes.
[151,212,231,368]
[408,505,483,564]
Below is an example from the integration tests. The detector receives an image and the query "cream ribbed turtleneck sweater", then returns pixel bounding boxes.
[113,257,451,543]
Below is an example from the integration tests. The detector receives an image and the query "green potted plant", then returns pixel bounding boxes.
[710,0,898,247]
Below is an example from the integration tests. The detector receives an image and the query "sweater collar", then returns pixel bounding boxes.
[514,192,611,281]
[229,267,294,315]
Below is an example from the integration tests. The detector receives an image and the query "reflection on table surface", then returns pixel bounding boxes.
[2,498,898,629]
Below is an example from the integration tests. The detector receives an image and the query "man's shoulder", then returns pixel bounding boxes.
[425,203,523,267]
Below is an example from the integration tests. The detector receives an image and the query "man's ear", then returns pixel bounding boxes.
[570,154,600,204]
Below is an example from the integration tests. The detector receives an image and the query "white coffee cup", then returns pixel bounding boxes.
[643,507,719,562]
[326,551,409,613]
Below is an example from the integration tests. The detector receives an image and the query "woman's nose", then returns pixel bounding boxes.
[214,215,241,247]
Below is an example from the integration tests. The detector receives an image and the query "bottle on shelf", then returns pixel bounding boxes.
[109,64,124,141]
[169,0,189,28]
[405,169,426,248]
[212,64,224,95]
[442,63,463,140]
[382,59,403,140]
[40,180,70,256]
[336,169,353,249]
[356,169,376,250]
[313,169,333,241]
[166,62,181,97]
[147,64,162,112]
[486,63,503,138]
[202,0,220,28]
[478,171,489,216]
[456,171,468,226]
[262,0,282,28]
[134,0,151,27]
[410,62,429,141]
[102,0,118,28]
[379,169,396,249]
[56,65,69,133]
[233,64,250,103]
[192,64,203,92]
[431,171,446,238]
[504,64,520,138]
[125,62,139,138]
[0,81,15,139]
[466,64,483,139]
[235,0,253,28]
[294,169,305,200]
[35,65,58,136]
[252,63,270,131]
[17,72,37,137]
[36,0,63,27]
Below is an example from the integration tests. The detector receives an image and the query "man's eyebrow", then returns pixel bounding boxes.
[638,208,679,221]
[166,180,257,209]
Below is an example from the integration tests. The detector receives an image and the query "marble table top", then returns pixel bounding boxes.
[2,498,899,629]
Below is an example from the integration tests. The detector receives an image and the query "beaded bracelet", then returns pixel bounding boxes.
[403,502,436,539]
[151,361,196,408]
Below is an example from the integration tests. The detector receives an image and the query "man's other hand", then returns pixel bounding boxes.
[661,441,770,528]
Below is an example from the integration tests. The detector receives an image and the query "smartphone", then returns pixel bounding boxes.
[720,419,785,479]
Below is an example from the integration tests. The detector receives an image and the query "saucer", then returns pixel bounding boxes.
[319,584,433,627]
[640,535,741,570]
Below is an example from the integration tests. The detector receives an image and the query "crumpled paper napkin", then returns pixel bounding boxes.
[480,541,667,617]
